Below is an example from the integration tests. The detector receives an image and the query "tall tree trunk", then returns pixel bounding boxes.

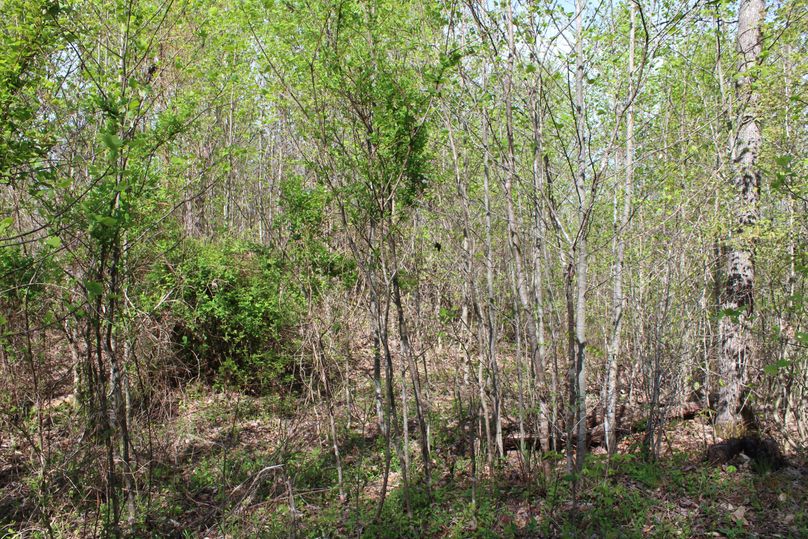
[391,268,431,496]
[509,263,528,468]
[570,0,588,473]
[446,113,476,386]
[716,0,764,439]
[605,0,636,455]
[481,68,502,461]
[503,0,551,462]
[529,80,552,466]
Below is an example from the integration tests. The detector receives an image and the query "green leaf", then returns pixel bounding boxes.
[85,280,104,300]
[92,214,118,229]
[44,236,61,249]
[718,307,744,322]
[101,132,123,156]
[775,154,794,169]
[763,360,791,376]
[0,217,14,235]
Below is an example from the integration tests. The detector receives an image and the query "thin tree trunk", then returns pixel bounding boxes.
[529,80,552,468]
[503,0,550,462]
[391,267,431,496]
[571,0,588,474]
[605,1,636,455]
[446,114,476,387]
[480,69,501,462]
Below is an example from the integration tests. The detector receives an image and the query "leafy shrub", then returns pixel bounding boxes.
[145,239,304,392]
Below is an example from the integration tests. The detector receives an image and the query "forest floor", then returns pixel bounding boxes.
[1,384,806,538]
[169,391,808,538]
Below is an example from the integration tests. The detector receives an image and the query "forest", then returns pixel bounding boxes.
[0,0,806,536]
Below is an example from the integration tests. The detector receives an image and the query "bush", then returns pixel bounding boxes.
[145,239,304,392]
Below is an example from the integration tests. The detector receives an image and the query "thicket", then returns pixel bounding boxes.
[0,0,806,536]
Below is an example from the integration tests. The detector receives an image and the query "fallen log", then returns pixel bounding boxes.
[706,436,786,470]
[501,400,706,452]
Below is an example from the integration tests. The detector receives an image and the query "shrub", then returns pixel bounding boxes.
[145,239,304,392]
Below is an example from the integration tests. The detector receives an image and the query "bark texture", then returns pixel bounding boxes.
[716,0,764,439]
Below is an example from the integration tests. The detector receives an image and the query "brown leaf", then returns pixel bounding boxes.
[732,506,748,526]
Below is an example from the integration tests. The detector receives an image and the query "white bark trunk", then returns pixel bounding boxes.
[605,1,636,455]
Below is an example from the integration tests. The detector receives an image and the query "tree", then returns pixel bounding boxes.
[715,0,765,439]
[605,0,637,457]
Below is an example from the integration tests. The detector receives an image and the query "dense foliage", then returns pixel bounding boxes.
[145,240,304,390]
[0,0,805,536]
